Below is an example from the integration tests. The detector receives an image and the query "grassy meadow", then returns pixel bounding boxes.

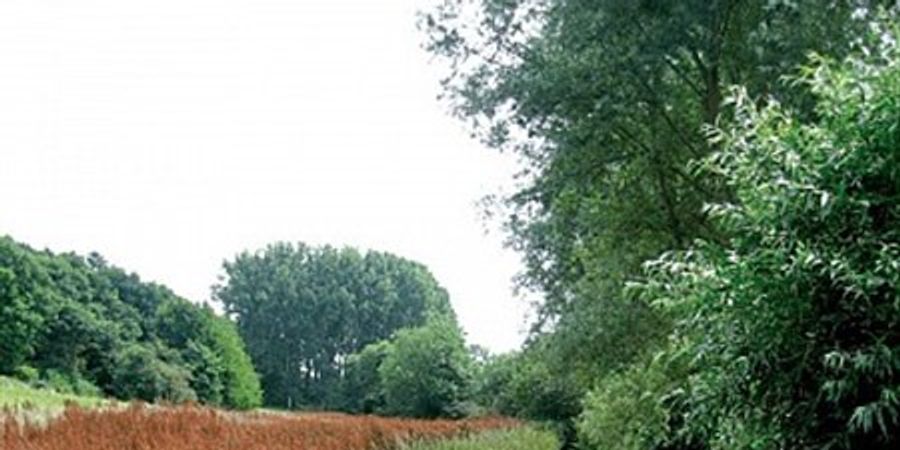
[399,427,559,450]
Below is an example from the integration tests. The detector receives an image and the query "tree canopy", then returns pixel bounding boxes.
[215,242,457,409]
[0,236,262,409]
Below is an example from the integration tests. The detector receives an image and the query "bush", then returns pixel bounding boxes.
[12,365,39,384]
[110,345,197,403]
[577,350,699,450]
[640,27,900,449]
[379,319,473,418]
[38,369,103,398]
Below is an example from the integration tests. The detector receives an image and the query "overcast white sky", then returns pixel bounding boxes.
[0,0,530,352]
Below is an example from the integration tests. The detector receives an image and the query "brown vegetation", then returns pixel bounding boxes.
[1,404,518,450]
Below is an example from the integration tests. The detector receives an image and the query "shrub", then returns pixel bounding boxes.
[40,370,102,397]
[12,365,39,384]
[379,319,473,418]
[640,26,900,449]
[110,345,197,403]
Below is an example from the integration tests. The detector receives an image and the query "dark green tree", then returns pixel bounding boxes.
[109,344,196,404]
[0,235,261,409]
[0,238,54,373]
[215,242,455,409]
[422,0,893,440]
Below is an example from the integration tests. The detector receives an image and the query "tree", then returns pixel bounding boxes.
[215,242,455,408]
[155,298,263,408]
[422,0,892,439]
[379,319,473,418]
[424,0,880,322]
[206,316,263,410]
[0,237,53,374]
[639,28,900,448]
[0,235,261,408]
[0,268,41,373]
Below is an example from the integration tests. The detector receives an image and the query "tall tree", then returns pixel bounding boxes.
[424,0,885,325]
[423,2,893,446]
[214,242,455,408]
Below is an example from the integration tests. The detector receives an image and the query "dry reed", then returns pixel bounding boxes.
[1,404,517,450]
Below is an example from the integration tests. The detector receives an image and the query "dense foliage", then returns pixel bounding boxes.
[215,242,460,410]
[379,318,473,418]
[635,35,900,448]
[425,0,899,448]
[0,236,262,409]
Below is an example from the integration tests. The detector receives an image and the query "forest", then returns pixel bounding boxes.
[2,1,900,449]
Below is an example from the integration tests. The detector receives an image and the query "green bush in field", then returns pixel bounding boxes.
[379,318,473,418]
[12,365,39,384]
[154,298,263,409]
[40,369,103,398]
[109,345,197,404]
[577,349,702,450]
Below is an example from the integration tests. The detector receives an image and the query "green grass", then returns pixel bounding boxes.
[399,427,559,450]
[0,376,107,411]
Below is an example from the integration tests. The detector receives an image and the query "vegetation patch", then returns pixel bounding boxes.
[1,404,518,450]
[398,427,559,450]
[0,376,107,411]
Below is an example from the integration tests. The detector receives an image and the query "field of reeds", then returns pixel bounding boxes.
[1,404,519,450]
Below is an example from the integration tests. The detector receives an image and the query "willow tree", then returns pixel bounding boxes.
[423,0,890,402]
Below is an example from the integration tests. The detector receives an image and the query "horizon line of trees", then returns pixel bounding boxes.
[0,236,262,409]
[1,236,487,419]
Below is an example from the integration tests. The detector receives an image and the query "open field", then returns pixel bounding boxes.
[1,404,519,450]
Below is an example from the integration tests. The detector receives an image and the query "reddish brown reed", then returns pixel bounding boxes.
[1,404,518,450]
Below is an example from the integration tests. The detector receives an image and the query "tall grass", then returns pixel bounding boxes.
[0,376,106,410]
[398,427,559,450]
[2,404,519,450]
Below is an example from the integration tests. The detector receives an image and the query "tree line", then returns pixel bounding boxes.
[424,1,899,449]
[0,236,261,408]
[0,237,478,418]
